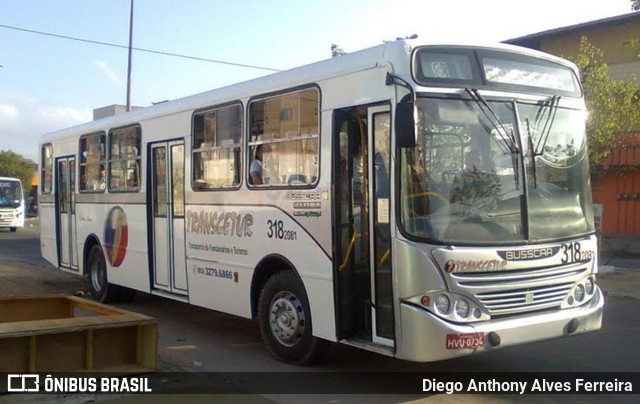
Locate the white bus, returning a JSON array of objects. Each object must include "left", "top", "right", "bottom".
[
  {"left": 39, "top": 39, "right": 603, "bottom": 364},
  {"left": 0, "top": 176, "right": 25, "bottom": 232}
]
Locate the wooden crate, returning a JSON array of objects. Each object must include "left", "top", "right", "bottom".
[{"left": 0, "top": 295, "right": 157, "bottom": 373}]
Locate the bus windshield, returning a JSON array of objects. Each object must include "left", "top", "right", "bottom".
[
  {"left": 399, "top": 96, "right": 594, "bottom": 244},
  {"left": 0, "top": 179, "right": 23, "bottom": 209}
]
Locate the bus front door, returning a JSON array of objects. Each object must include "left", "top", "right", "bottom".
[
  {"left": 56, "top": 156, "right": 78, "bottom": 269},
  {"left": 334, "top": 105, "right": 394, "bottom": 348},
  {"left": 150, "top": 141, "right": 188, "bottom": 296}
]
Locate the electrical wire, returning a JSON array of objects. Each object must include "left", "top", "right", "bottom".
[{"left": 0, "top": 23, "right": 282, "bottom": 72}]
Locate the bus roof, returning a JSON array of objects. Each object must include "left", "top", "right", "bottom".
[{"left": 40, "top": 39, "right": 578, "bottom": 143}]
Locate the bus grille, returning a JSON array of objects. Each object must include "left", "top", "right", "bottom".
[{"left": 450, "top": 265, "right": 588, "bottom": 316}]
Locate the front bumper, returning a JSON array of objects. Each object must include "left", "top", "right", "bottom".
[
  {"left": 395, "top": 286, "right": 603, "bottom": 362},
  {"left": 0, "top": 215, "right": 23, "bottom": 228}
]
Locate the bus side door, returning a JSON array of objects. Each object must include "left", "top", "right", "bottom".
[
  {"left": 56, "top": 156, "right": 78, "bottom": 269},
  {"left": 150, "top": 140, "right": 188, "bottom": 296},
  {"left": 334, "top": 104, "right": 394, "bottom": 348}
]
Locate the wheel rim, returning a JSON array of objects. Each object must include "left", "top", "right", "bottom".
[
  {"left": 90, "top": 253, "right": 106, "bottom": 293},
  {"left": 268, "top": 291, "right": 305, "bottom": 347}
]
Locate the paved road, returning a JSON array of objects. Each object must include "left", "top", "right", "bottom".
[{"left": 1, "top": 219, "right": 639, "bottom": 403}]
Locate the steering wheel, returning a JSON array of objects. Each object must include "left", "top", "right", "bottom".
[
  {"left": 406, "top": 190, "right": 450, "bottom": 217},
  {"left": 407, "top": 190, "right": 450, "bottom": 205}
]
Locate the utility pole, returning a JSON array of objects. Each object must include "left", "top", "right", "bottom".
[{"left": 126, "top": 0, "right": 134, "bottom": 112}]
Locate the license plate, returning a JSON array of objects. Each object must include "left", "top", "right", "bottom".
[{"left": 446, "top": 333, "right": 484, "bottom": 349}]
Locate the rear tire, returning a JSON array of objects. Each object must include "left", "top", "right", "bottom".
[
  {"left": 87, "top": 244, "right": 136, "bottom": 303},
  {"left": 9, "top": 227, "right": 17, "bottom": 232},
  {"left": 599, "top": 239, "right": 613, "bottom": 265},
  {"left": 258, "top": 271, "right": 328, "bottom": 365}
]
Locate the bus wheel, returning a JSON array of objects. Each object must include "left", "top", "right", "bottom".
[
  {"left": 258, "top": 271, "right": 328, "bottom": 365},
  {"left": 88, "top": 244, "right": 109, "bottom": 302},
  {"left": 10, "top": 227, "right": 17, "bottom": 232},
  {"left": 86, "top": 244, "right": 136, "bottom": 303}
]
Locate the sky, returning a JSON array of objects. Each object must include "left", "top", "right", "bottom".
[{"left": 0, "top": 0, "right": 635, "bottom": 161}]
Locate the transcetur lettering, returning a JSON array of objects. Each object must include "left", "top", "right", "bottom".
[
  {"left": 186, "top": 210, "right": 253, "bottom": 237},
  {"left": 445, "top": 260, "right": 508, "bottom": 273}
]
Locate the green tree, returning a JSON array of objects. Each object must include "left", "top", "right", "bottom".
[
  {"left": 331, "top": 44, "right": 346, "bottom": 58},
  {"left": 569, "top": 36, "right": 640, "bottom": 173},
  {"left": 0, "top": 150, "right": 35, "bottom": 193}
]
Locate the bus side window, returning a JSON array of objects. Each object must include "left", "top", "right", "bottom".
[
  {"left": 249, "top": 88, "right": 319, "bottom": 188},
  {"left": 192, "top": 104, "right": 242, "bottom": 189}
]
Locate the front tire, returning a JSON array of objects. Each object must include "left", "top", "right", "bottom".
[
  {"left": 87, "top": 244, "right": 135, "bottom": 303},
  {"left": 9, "top": 227, "right": 17, "bottom": 232},
  {"left": 258, "top": 271, "right": 328, "bottom": 365}
]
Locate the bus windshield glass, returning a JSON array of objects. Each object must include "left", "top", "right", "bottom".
[
  {"left": 399, "top": 96, "right": 594, "bottom": 244},
  {"left": 414, "top": 47, "right": 581, "bottom": 97},
  {"left": 0, "top": 179, "right": 23, "bottom": 209}
]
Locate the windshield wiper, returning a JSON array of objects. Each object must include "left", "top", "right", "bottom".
[
  {"left": 465, "top": 88, "right": 519, "bottom": 154},
  {"left": 521, "top": 96, "right": 560, "bottom": 190},
  {"left": 524, "top": 118, "right": 538, "bottom": 189},
  {"left": 533, "top": 95, "right": 560, "bottom": 156},
  {"left": 465, "top": 88, "right": 522, "bottom": 190}
]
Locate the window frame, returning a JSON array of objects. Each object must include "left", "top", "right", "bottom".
[
  {"left": 191, "top": 101, "right": 243, "bottom": 191},
  {"left": 40, "top": 143, "right": 53, "bottom": 194},
  {"left": 247, "top": 86, "right": 320, "bottom": 189},
  {"left": 107, "top": 124, "right": 142, "bottom": 193},
  {"left": 78, "top": 131, "right": 107, "bottom": 193}
]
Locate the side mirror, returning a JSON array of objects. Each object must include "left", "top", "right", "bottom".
[{"left": 395, "top": 101, "right": 416, "bottom": 148}]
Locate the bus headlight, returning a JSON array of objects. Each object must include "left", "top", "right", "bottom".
[
  {"left": 574, "top": 284, "right": 585, "bottom": 303},
  {"left": 585, "top": 278, "right": 594, "bottom": 295},
  {"left": 405, "top": 292, "right": 490, "bottom": 322},
  {"left": 563, "top": 277, "right": 598, "bottom": 308},
  {"left": 435, "top": 294, "right": 450, "bottom": 314},
  {"left": 455, "top": 299, "right": 470, "bottom": 318}
]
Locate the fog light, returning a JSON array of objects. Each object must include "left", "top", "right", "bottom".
[
  {"left": 574, "top": 284, "right": 585, "bottom": 302},
  {"left": 455, "top": 299, "right": 470, "bottom": 318},
  {"left": 435, "top": 294, "right": 450, "bottom": 314},
  {"left": 585, "top": 278, "right": 594, "bottom": 295}
]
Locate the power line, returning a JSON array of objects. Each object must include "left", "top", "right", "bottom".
[{"left": 0, "top": 23, "right": 282, "bottom": 72}]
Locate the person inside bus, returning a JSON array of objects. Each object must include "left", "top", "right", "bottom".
[
  {"left": 1, "top": 189, "right": 10, "bottom": 206},
  {"left": 93, "top": 166, "right": 106, "bottom": 191},
  {"left": 249, "top": 144, "right": 264, "bottom": 185},
  {"left": 406, "top": 146, "right": 430, "bottom": 216},
  {"left": 451, "top": 134, "right": 500, "bottom": 205}
]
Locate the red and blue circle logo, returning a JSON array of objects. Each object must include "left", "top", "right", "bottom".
[
  {"left": 444, "top": 260, "right": 457, "bottom": 273},
  {"left": 104, "top": 206, "right": 128, "bottom": 267}
]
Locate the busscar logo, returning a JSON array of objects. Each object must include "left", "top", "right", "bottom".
[
  {"left": 497, "top": 247, "right": 560, "bottom": 261},
  {"left": 8, "top": 374, "right": 40, "bottom": 392}
]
